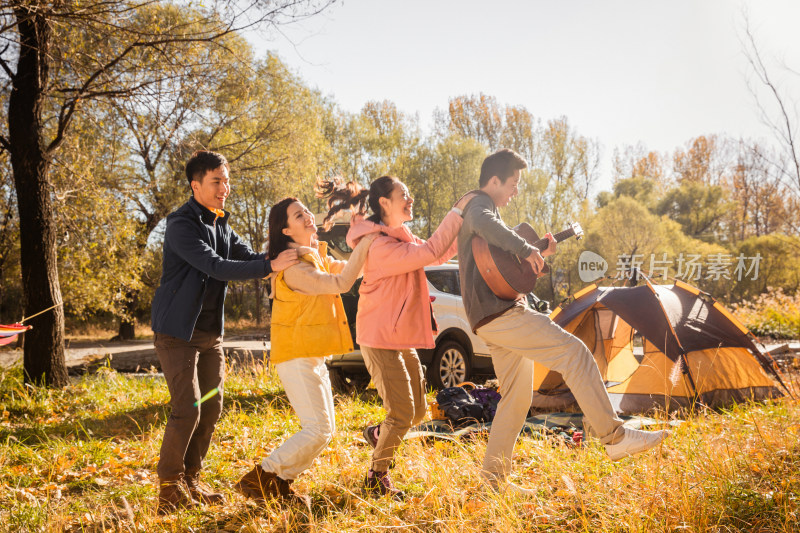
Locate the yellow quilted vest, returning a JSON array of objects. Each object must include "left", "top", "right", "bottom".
[{"left": 269, "top": 242, "right": 354, "bottom": 364}]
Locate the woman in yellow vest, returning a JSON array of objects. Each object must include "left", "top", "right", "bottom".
[{"left": 234, "top": 197, "right": 375, "bottom": 506}]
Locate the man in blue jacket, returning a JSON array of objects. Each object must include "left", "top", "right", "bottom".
[{"left": 151, "top": 150, "right": 297, "bottom": 514}]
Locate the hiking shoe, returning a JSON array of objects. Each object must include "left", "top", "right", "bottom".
[
  {"left": 234, "top": 464, "right": 310, "bottom": 511},
  {"left": 184, "top": 471, "right": 225, "bottom": 505},
  {"left": 235, "top": 464, "right": 282, "bottom": 502},
  {"left": 362, "top": 424, "right": 380, "bottom": 448},
  {"left": 605, "top": 427, "right": 670, "bottom": 461},
  {"left": 277, "top": 478, "right": 312, "bottom": 512},
  {"left": 157, "top": 475, "right": 195, "bottom": 515},
  {"left": 364, "top": 470, "right": 405, "bottom": 500}
]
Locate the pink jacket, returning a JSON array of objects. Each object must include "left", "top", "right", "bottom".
[{"left": 346, "top": 210, "right": 463, "bottom": 350}]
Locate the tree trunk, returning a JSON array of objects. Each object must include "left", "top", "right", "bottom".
[
  {"left": 8, "top": 4, "right": 68, "bottom": 387},
  {"left": 254, "top": 277, "right": 262, "bottom": 327},
  {"left": 117, "top": 290, "right": 139, "bottom": 341}
]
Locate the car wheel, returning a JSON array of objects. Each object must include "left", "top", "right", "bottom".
[
  {"left": 328, "top": 367, "right": 371, "bottom": 395},
  {"left": 428, "top": 340, "right": 471, "bottom": 390}
]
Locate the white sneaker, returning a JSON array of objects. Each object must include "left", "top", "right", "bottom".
[
  {"left": 605, "top": 427, "right": 669, "bottom": 461},
  {"left": 504, "top": 481, "right": 536, "bottom": 496},
  {"left": 481, "top": 478, "right": 536, "bottom": 497}
]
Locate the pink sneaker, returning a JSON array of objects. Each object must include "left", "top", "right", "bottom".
[
  {"left": 364, "top": 469, "right": 405, "bottom": 500},
  {"left": 362, "top": 424, "right": 380, "bottom": 448}
]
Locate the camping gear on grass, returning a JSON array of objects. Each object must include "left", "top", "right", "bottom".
[
  {"left": 407, "top": 412, "right": 679, "bottom": 447},
  {"left": 533, "top": 279, "right": 788, "bottom": 414},
  {"left": 433, "top": 382, "right": 503, "bottom": 428}
]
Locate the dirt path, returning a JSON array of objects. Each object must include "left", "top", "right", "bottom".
[{"left": 0, "top": 336, "right": 271, "bottom": 374}]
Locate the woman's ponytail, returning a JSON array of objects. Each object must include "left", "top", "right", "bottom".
[{"left": 316, "top": 175, "right": 397, "bottom": 229}]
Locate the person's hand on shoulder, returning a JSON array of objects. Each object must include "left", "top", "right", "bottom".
[
  {"left": 270, "top": 248, "right": 299, "bottom": 272},
  {"left": 454, "top": 191, "right": 479, "bottom": 211}
]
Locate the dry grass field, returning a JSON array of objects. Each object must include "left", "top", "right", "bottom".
[{"left": 1, "top": 361, "right": 798, "bottom": 532}]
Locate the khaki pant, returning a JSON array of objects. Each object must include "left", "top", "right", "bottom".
[
  {"left": 476, "top": 306, "right": 624, "bottom": 482},
  {"left": 361, "top": 347, "right": 427, "bottom": 471},
  {"left": 155, "top": 330, "right": 225, "bottom": 480}
]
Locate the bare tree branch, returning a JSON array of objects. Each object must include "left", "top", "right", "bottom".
[
  {"left": 0, "top": 43, "right": 14, "bottom": 78},
  {"left": 741, "top": 15, "right": 800, "bottom": 198}
]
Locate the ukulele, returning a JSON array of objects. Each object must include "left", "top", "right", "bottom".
[{"left": 472, "top": 222, "right": 584, "bottom": 300}]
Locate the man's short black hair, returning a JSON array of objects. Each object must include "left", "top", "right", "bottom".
[
  {"left": 479, "top": 148, "right": 528, "bottom": 187},
  {"left": 185, "top": 150, "right": 228, "bottom": 186}
]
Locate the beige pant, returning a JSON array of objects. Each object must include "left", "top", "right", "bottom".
[
  {"left": 476, "top": 306, "right": 625, "bottom": 482},
  {"left": 361, "top": 346, "right": 427, "bottom": 471}
]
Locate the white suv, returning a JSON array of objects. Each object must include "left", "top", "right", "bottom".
[{"left": 422, "top": 263, "right": 494, "bottom": 388}]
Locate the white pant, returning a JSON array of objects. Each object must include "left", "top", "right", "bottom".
[{"left": 261, "top": 357, "right": 335, "bottom": 480}]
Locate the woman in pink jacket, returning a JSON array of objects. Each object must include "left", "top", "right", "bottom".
[{"left": 318, "top": 176, "right": 473, "bottom": 499}]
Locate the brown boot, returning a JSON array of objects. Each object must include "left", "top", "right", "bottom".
[
  {"left": 234, "top": 464, "right": 282, "bottom": 502},
  {"left": 184, "top": 471, "right": 225, "bottom": 505},
  {"left": 277, "top": 477, "right": 312, "bottom": 512},
  {"left": 234, "top": 464, "right": 310, "bottom": 511},
  {"left": 157, "top": 475, "right": 195, "bottom": 515}
]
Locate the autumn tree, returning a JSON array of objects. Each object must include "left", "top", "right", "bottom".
[
  {"left": 598, "top": 145, "right": 669, "bottom": 210},
  {"left": 0, "top": 0, "right": 334, "bottom": 386},
  {"left": 732, "top": 234, "right": 800, "bottom": 300},
  {"left": 50, "top": 134, "right": 145, "bottom": 330},
  {"left": 656, "top": 182, "right": 730, "bottom": 241},
  {"left": 328, "top": 100, "right": 421, "bottom": 186},
  {"left": 519, "top": 117, "right": 599, "bottom": 233},
  {"left": 219, "top": 54, "right": 334, "bottom": 324},
  {"left": 724, "top": 140, "right": 796, "bottom": 242},
  {"left": 404, "top": 135, "right": 485, "bottom": 238},
  {"left": 580, "top": 196, "right": 726, "bottom": 288},
  {"left": 498, "top": 105, "right": 549, "bottom": 228},
  {"left": 61, "top": 13, "right": 261, "bottom": 340},
  {"left": 672, "top": 135, "right": 730, "bottom": 186},
  {"left": 655, "top": 136, "right": 733, "bottom": 241},
  {"left": 612, "top": 144, "right": 669, "bottom": 186},
  {"left": 442, "top": 93, "right": 504, "bottom": 149}
]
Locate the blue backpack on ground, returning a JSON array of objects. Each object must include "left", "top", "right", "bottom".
[
  {"left": 468, "top": 387, "right": 502, "bottom": 420},
  {"left": 435, "top": 386, "right": 489, "bottom": 427}
]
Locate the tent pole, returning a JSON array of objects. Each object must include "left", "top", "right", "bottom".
[
  {"left": 642, "top": 275, "right": 702, "bottom": 411},
  {"left": 679, "top": 351, "right": 700, "bottom": 411}
]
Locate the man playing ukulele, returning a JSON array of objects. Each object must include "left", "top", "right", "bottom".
[{"left": 457, "top": 148, "right": 669, "bottom": 495}]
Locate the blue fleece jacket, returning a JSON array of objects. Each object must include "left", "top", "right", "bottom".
[{"left": 151, "top": 197, "right": 270, "bottom": 341}]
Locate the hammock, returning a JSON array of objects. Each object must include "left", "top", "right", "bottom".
[{"left": 0, "top": 324, "right": 31, "bottom": 346}]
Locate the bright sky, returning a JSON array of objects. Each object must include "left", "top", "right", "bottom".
[{"left": 254, "top": 0, "right": 800, "bottom": 189}]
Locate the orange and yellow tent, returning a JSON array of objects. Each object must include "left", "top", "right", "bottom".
[{"left": 531, "top": 280, "right": 788, "bottom": 414}]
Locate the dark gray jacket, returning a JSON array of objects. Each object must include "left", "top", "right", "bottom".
[
  {"left": 151, "top": 197, "right": 270, "bottom": 341},
  {"left": 457, "top": 191, "right": 535, "bottom": 330}
]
